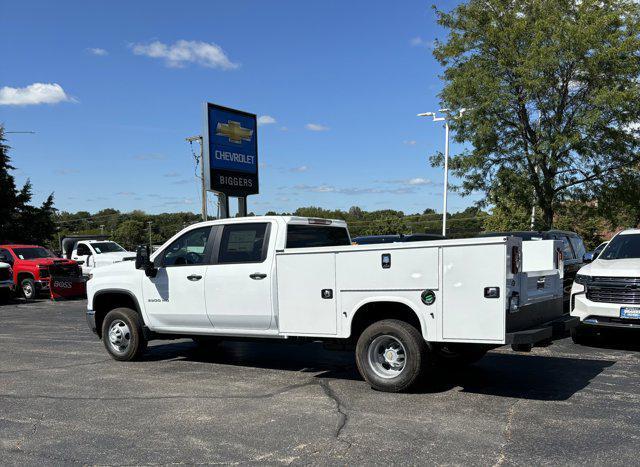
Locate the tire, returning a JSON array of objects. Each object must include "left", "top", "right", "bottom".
[
  {"left": 431, "top": 343, "right": 489, "bottom": 368},
  {"left": 21, "top": 278, "right": 36, "bottom": 300},
  {"left": 101, "top": 307, "right": 147, "bottom": 361},
  {"left": 571, "top": 325, "right": 595, "bottom": 346},
  {"left": 355, "top": 319, "right": 427, "bottom": 392}
]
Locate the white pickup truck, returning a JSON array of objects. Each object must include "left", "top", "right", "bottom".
[
  {"left": 71, "top": 240, "right": 135, "bottom": 276},
  {"left": 86, "top": 216, "right": 575, "bottom": 392}
]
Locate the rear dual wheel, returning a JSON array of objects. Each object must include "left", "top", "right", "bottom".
[{"left": 356, "top": 319, "right": 427, "bottom": 392}]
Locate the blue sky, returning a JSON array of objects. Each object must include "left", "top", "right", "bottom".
[{"left": 0, "top": 0, "right": 478, "bottom": 216}]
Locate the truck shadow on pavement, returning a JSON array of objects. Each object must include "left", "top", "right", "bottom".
[{"left": 144, "top": 339, "right": 614, "bottom": 401}]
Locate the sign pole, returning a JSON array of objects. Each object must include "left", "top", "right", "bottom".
[
  {"left": 200, "top": 138, "right": 208, "bottom": 221},
  {"left": 218, "top": 194, "right": 230, "bottom": 219},
  {"left": 238, "top": 197, "right": 247, "bottom": 217}
]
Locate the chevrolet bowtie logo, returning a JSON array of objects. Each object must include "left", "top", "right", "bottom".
[{"left": 216, "top": 120, "right": 253, "bottom": 144}]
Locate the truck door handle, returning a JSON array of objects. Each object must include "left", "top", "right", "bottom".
[
  {"left": 187, "top": 274, "right": 202, "bottom": 281},
  {"left": 250, "top": 273, "right": 267, "bottom": 280}
]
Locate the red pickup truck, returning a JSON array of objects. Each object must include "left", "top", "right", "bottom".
[{"left": 0, "top": 244, "right": 81, "bottom": 299}]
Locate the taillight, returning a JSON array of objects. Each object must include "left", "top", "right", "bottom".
[{"left": 511, "top": 246, "right": 521, "bottom": 274}]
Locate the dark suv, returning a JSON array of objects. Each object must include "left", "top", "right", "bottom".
[{"left": 478, "top": 230, "right": 587, "bottom": 303}]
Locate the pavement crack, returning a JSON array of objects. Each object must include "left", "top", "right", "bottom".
[
  {"left": 0, "top": 359, "right": 112, "bottom": 375},
  {"left": 0, "top": 380, "right": 319, "bottom": 403},
  {"left": 316, "top": 379, "right": 350, "bottom": 444},
  {"left": 493, "top": 399, "right": 519, "bottom": 467}
]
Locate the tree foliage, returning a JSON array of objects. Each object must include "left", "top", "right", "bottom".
[
  {"left": 433, "top": 0, "right": 640, "bottom": 228},
  {"left": 0, "top": 126, "right": 57, "bottom": 245}
]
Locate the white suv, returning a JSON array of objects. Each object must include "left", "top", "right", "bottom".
[{"left": 570, "top": 229, "right": 640, "bottom": 343}]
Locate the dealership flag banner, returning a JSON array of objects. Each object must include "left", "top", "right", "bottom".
[{"left": 203, "top": 103, "right": 259, "bottom": 197}]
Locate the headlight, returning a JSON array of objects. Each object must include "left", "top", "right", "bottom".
[{"left": 574, "top": 274, "right": 591, "bottom": 285}]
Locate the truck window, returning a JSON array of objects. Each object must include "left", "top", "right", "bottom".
[
  {"left": 218, "top": 223, "right": 268, "bottom": 263},
  {"left": 569, "top": 236, "right": 586, "bottom": 260},
  {"left": 12, "top": 247, "right": 56, "bottom": 260},
  {"left": 286, "top": 225, "right": 351, "bottom": 248},
  {"left": 163, "top": 227, "right": 212, "bottom": 266},
  {"left": 91, "top": 242, "right": 125, "bottom": 254},
  {"left": 77, "top": 244, "right": 91, "bottom": 256},
  {"left": 558, "top": 236, "right": 575, "bottom": 259}
]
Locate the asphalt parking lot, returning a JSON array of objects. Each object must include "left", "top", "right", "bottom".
[{"left": 1, "top": 299, "right": 640, "bottom": 465}]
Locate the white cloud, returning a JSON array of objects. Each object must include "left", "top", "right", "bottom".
[
  {"left": 377, "top": 177, "right": 434, "bottom": 186},
  {"left": 410, "top": 36, "right": 436, "bottom": 50},
  {"left": 290, "top": 165, "right": 308, "bottom": 173},
  {"left": 130, "top": 40, "right": 239, "bottom": 70},
  {"left": 292, "top": 184, "right": 416, "bottom": 195},
  {"left": 0, "top": 83, "right": 75, "bottom": 106},
  {"left": 257, "top": 115, "right": 276, "bottom": 126},
  {"left": 305, "top": 123, "right": 329, "bottom": 131},
  {"left": 87, "top": 47, "right": 108, "bottom": 56},
  {"left": 403, "top": 140, "right": 417, "bottom": 146}
]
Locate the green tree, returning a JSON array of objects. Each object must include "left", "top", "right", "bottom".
[
  {"left": 433, "top": 0, "right": 640, "bottom": 229},
  {"left": 113, "top": 220, "right": 146, "bottom": 250},
  {"left": 0, "top": 126, "right": 57, "bottom": 244},
  {"left": 598, "top": 166, "right": 640, "bottom": 229}
]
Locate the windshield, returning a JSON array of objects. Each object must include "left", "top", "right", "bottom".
[
  {"left": 13, "top": 247, "right": 56, "bottom": 260},
  {"left": 91, "top": 242, "right": 126, "bottom": 254},
  {"left": 599, "top": 234, "right": 640, "bottom": 260}
]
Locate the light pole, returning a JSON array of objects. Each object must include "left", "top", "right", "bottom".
[{"left": 417, "top": 108, "right": 467, "bottom": 237}]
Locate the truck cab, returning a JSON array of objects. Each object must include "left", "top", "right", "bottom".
[
  {"left": 71, "top": 240, "right": 135, "bottom": 276},
  {"left": 87, "top": 216, "right": 575, "bottom": 392}
]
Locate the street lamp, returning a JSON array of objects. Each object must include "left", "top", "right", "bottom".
[{"left": 417, "top": 108, "right": 467, "bottom": 237}]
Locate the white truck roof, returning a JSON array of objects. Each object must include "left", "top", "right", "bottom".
[{"left": 180, "top": 215, "right": 348, "bottom": 229}]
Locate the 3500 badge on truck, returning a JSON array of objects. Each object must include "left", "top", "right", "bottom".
[{"left": 86, "top": 216, "right": 577, "bottom": 392}]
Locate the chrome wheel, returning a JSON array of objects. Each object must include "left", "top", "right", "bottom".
[
  {"left": 108, "top": 319, "right": 131, "bottom": 354},
  {"left": 22, "top": 282, "right": 34, "bottom": 299},
  {"left": 367, "top": 335, "right": 407, "bottom": 379}
]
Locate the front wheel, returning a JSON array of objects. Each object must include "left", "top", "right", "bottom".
[
  {"left": 102, "top": 307, "right": 147, "bottom": 361},
  {"left": 21, "top": 278, "right": 36, "bottom": 300},
  {"left": 355, "top": 319, "right": 427, "bottom": 392}
]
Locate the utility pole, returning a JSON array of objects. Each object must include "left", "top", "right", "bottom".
[
  {"left": 417, "top": 108, "right": 468, "bottom": 237},
  {"left": 186, "top": 135, "right": 208, "bottom": 221}
]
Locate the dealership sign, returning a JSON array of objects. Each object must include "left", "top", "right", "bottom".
[{"left": 203, "top": 103, "right": 259, "bottom": 196}]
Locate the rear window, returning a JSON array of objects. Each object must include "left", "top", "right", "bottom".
[
  {"left": 569, "top": 236, "right": 586, "bottom": 259},
  {"left": 286, "top": 225, "right": 351, "bottom": 248}
]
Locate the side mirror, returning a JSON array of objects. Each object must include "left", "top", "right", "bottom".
[
  {"left": 135, "top": 245, "right": 157, "bottom": 277},
  {"left": 583, "top": 252, "right": 594, "bottom": 263}
]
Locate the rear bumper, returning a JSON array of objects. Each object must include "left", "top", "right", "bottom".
[{"left": 505, "top": 314, "right": 579, "bottom": 345}]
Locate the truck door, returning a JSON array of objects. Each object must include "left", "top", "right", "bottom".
[
  {"left": 73, "top": 243, "right": 92, "bottom": 275},
  {"left": 204, "top": 222, "right": 274, "bottom": 330},
  {"left": 142, "top": 226, "right": 214, "bottom": 330},
  {"left": 442, "top": 243, "right": 506, "bottom": 342}
]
